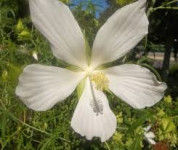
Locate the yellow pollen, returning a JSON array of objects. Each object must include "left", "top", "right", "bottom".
[{"left": 91, "top": 72, "right": 109, "bottom": 91}]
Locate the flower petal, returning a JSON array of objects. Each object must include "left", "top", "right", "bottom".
[
  {"left": 91, "top": 0, "right": 148, "bottom": 68},
  {"left": 16, "top": 64, "right": 84, "bottom": 111},
  {"left": 147, "top": 138, "right": 156, "bottom": 145},
  {"left": 71, "top": 78, "right": 116, "bottom": 142},
  {"left": 145, "top": 132, "right": 155, "bottom": 139},
  {"left": 29, "top": 0, "right": 87, "bottom": 68},
  {"left": 103, "top": 64, "right": 167, "bottom": 109},
  {"left": 144, "top": 125, "right": 152, "bottom": 132}
]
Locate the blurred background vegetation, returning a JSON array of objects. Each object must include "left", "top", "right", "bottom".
[{"left": 0, "top": 0, "right": 178, "bottom": 149}]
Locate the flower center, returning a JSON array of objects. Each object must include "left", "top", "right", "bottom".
[
  {"left": 85, "top": 66, "right": 93, "bottom": 75},
  {"left": 85, "top": 67, "right": 109, "bottom": 91},
  {"left": 91, "top": 72, "right": 109, "bottom": 91}
]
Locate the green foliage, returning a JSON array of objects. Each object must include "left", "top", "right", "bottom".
[
  {"left": 115, "top": 0, "right": 134, "bottom": 6},
  {"left": 155, "top": 106, "right": 178, "bottom": 146},
  {"left": 72, "top": 2, "right": 99, "bottom": 46}
]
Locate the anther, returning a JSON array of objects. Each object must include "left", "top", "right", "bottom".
[{"left": 91, "top": 72, "right": 109, "bottom": 91}]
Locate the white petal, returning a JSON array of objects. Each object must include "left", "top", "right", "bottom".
[
  {"left": 145, "top": 132, "right": 155, "bottom": 139},
  {"left": 103, "top": 64, "right": 167, "bottom": 109},
  {"left": 144, "top": 125, "right": 152, "bottom": 132},
  {"left": 16, "top": 64, "right": 84, "bottom": 111},
  {"left": 29, "top": 0, "right": 87, "bottom": 68},
  {"left": 147, "top": 138, "right": 156, "bottom": 145},
  {"left": 91, "top": 0, "right": 148, "bottom": 68},
  {"left": 71, "top": 78, "right": 116, "bottom": 142},
  {"left": 32, "top": 51, "right": 38, "bottom": 61}
]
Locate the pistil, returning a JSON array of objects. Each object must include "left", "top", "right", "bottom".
[{"left": 89, "top": 78, "right": 103, "bottom": 115}]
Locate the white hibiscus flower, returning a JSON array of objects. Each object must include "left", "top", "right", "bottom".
[
  {"left": 16, "top": 0, "right": 167, "bottom": 142},
  {"left": 144, "top": 125, "right": 156, "bottom": 145}
]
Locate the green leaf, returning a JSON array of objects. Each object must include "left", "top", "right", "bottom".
[
  {"left": 128, "top": 136, "right": 142, "bottom": 150},
  {"left": 18, "top": 30, "right": 31, "bottom": 39},
  {"left": 7, "top": 63, "right": 23, "bottom": 83},
  {"left": 0, "top": 109, "right": 7, "bottom": 138},
  {"left": 161, "top": 118, "right": 176, "bottom": 133},
  {"left": 127, "top": 111, "right": 150, "bottom": 134},
  {"left": 15, "top": 19, "right": 24, "bottom": 33},
  {"left": 1, "top": 70, "right": 8, "bottom": 82}
]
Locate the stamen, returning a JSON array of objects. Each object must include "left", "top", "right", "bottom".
[
  {"left": 89, "top": 79, "right": 103, "bottom": 115},
  {"left": 91, "top": 72, "right": 109, "bottom": 91}
]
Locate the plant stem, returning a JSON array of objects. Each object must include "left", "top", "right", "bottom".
[
  {"left": 154, "top": 6, "right": 178, "bottom": 11},
  {"left": 105, "top": 142, "right": 111, "bottom": 150},
  {"left": 166, "top": 0, "right": 178, "bottom": 5},
  {"left": 0, "top": 99, "right": 6, "bottom": 110}
]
